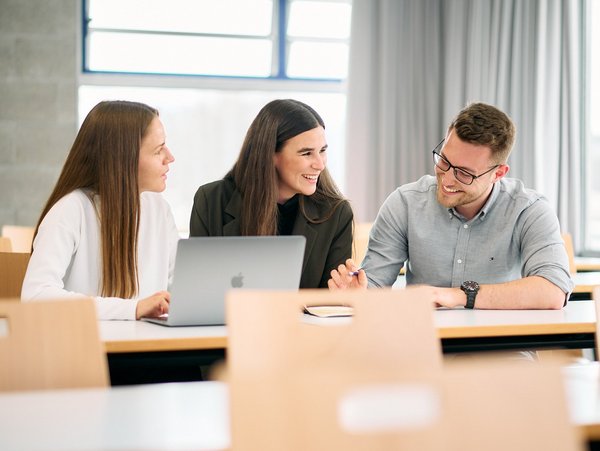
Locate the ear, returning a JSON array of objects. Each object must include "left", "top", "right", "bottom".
[{"left": 493, "top": 164, "right": 510, "bottom": 182}]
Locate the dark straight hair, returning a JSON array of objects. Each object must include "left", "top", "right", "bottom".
[{"left": 227, "top": 99, "right": 346, "bottom": 236}]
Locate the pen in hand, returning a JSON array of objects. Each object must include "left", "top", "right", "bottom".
[{"left": 348, "top": 269, "right": 363, "bottom": 276}]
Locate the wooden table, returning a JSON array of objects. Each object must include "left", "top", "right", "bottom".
[
  {"left": 572, "top": 271, "right": 600, "bottom": 294},
  {"left": 100, "top": 301, "right": 597, "bottom": 383},
  {"left": 0, "top": 381, "right": 230, "bottom": 450},
  {"left": 575, "top": 257, "right": 600, "bottom": 272}
]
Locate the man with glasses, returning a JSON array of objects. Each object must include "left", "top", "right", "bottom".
[{"left": 329, "top": 102, "right": 573, "bottom": 309}]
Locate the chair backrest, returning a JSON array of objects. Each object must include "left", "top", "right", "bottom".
[
  {"left": 226, "top": 287, "right": 443, "bottom": 450},
  {"left": 594, "top": 286, "right": 600, "bottom": 354},
  {"left": 228, "top": 354, "right": 582, "bottom": 450},
  {"left": 352, "top": 222, "right": 372, "bottom": 265},
  {"left": 562, "top": 232, "right": 576, "bottom": 274},
  {"left": 0, "top": 298, "right": 109, "bottom": 391},
  {"left": 0, "top": 252, "right": 31, "bottom": 299},
  {"left": 0, "top": 237, "right": 11, "bottom": 252},
  {"left": 1, "top": 225, "right": 35, "bottom": 253},
  {"left": 440, "top": 358, "right": 582, "bottom": 451},
  {"left": 227, "top": 287, "right": 442, "bottom": 375}
]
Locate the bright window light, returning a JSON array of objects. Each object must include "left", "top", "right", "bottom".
[
  {"left": 287, "top": 0, "right": 352, "bottom": 39},
  {"left": 287, "top": 41, "right": 349, "bottom": 79},
  {"left": 89, "top": 0, "right": 273, "bottom": 36},
  {"left": 88, "top": 32, "right": 272, "bottom": 77}
]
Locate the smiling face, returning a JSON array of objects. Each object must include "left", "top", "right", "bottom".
[
  {"left": 273, "top": 125, "right": 327, "bottom": 204},
  {"left": 138, "top": 116, "right": 175, "bottom": 193},
  {"left": 435, "top": 129, "right": 509, "bottom": 219}
]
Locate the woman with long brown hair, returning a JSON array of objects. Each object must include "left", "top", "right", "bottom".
[
  {"left": 22, "top": 100, "right": 178, "bottom": 320},
  {"left": 189, "top": 99, "right": 353, "bottom": 288}
]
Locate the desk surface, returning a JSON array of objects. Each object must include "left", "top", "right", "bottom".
[
  {"left": 0, "top": 381, "right": 230, "bottom": 451},
  {"left": 575, "top": 257, "right": 600, "bottom": 272},
  {"left": 572, "top": 271, "right": 600, "bottom": 293},
  {"left": 100, "top": 301, "right": 596, "bottom": 354},
  {"left": 1, "top": 364, "right": 600, "bottom": 450},
  {"left": 100, "top": 321, "right": 227, "bottom": 353}
]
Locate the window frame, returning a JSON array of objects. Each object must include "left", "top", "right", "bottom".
[{"left": 80, "top": 0, "right": 350, "bottom": 87}]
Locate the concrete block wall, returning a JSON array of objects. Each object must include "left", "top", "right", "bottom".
[{"left": 0, "top": 0, "right": 78, "bottom": 227}]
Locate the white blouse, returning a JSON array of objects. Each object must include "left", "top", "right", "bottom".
[{"left": 21, "top": 189, "right": 179, "bottom": 320}]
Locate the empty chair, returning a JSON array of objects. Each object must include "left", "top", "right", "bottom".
[
  {"left": 0, "top": 237, "right": 11, "bottom": 252},
  {"left": 0, "top": 298, "right": 109, "bottom": 391},
  {"left": 594, "top": 286, "right": 600, "bottom": 353},
  {"left": 0, "top": 252, "right": 31, "bottom": 298},
  {"left": 226, "top": 287, "right": 443, "bottom": 450},
  {"left": 229, "top": 344, "right": 582, "bottom": 450},
  {"left": 1, "top": 225, "right": 35, "bottom": 253},
  {"left": 352, "top": 222, "right": 373, "bottom": 265},
  {"left": 562, "top": 232, "right": 577, "bottom": 274}
]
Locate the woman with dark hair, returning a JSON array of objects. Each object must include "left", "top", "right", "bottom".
[
  {"left": 22, "top": 100, "right": 178, "bottom": 320},
  {"left": 189, "top": 99, "right": 353, "bottom": 288}
]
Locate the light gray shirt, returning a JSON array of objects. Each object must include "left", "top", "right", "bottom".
[{"left": 363, "top": 175, "right": 574, "bottom": 296}]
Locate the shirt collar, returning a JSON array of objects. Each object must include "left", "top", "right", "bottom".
[{"left": 449, "top": 181, "right": 500, "bottom": 221}]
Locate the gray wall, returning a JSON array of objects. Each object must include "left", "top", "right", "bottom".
[{"left": 0, "top": 0, "right": 78, "bottom": 227}]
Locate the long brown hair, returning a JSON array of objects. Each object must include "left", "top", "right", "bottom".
[
  {"left": 34, "top": 100, "right": 158, "bottom": 298},
  {"left": 227, "top": 99, "right": 346, "bottom": 235}
]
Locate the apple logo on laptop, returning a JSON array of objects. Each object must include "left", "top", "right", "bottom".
[{"left": 231, "top": 272, "right": 244, "bottom": 288}]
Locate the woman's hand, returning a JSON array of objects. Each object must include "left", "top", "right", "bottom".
[{"left": 136, "top": 291, "right": 171, "bottom": 320}]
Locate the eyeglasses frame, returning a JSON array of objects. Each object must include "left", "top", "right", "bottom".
[{"left": 431, "top": 138, "right": 499, "bottom": 186}]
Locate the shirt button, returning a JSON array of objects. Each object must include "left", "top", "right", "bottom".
[
  {"left": 463, "top": 224, "right": 469, "bottom": 229},
  {"left": 457, "top": 259, "right": 463, "bottom": 264}
]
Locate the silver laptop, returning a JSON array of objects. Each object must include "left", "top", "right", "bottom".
[{"left": 143, "top": 236, "right": 306, "bottom": 326}]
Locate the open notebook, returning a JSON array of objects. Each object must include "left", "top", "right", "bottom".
[
  {"left": 304, "top": 305, "right": 354, "bottom": 318},
  {"left": 143, "top": 236, "right": 306, "bottom": 326}
]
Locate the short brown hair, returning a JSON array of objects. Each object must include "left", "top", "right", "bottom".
[{"left": 448, "top": 102, "right": 516, "bottom": 163}]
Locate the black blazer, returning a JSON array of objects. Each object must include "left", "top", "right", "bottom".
[{"left": 189, "top": 177, "right": 353, "bottom": 288}]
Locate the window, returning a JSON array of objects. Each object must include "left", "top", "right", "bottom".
[
  {"left": 80, "top": 0, "right": 353, "bottom": 233},
  {"left": 83, "top": 0, "right": 352, "bottom": 80},
  {"left": 586, "top": 0, "right": 600, "bottom": 254}
]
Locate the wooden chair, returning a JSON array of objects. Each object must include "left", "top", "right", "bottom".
[
  {"left": 0, "top": 252, "right": 31, "bottom": 298},
  {"left": 229, "top": 350, "right": 581, "bottom": 450},
  {"left": 0, "top": 237, "right": 11, "bottom": 252},
  {"left": 226, "top": 287, "right": 443, "bottom": 450},
  {"left": 443, "top": 358, "right": 582, "bottom": 450},
  {"left": 562, "top": 232, "right": 577, "bottom": 274},
  {"left": 0, "top": 298, "right": 109, "bottom": 391},
  {"left": 1, "top": 225, "right": 35, "bottom": 253},
  {"left": 352, "top": 222, "right": 373, "bottom": 265},
  {"left": 594, "top": 286, "right": 600, "bottom": 354}
]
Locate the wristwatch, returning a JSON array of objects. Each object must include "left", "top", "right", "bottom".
[{"left": 460, "top": 281, "right": 480, "bottom": 309}]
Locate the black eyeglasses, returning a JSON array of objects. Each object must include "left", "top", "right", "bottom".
[{"left": 432, "top": 139, "right": 499, "bottom": 185}]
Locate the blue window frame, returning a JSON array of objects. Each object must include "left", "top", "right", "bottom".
[{"left": 82, "top": 0, "right": 352, "bottom": 81}]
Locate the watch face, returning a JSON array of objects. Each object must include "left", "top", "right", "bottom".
[{"left": 462, "top": 281, "right": 480, "bottom": 292}]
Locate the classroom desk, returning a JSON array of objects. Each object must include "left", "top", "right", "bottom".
[
  {"left": 100, "top": 321, "right": 226, "bottom": 385},
  {"left": 575, "top": 256, "right": 600, "bottom": 272},
  {"left": 0, "top": 381, "right": 230, "bottom": 451},
  {"left": 100, "top": 301, "right": 597, "bottom": 383},
  {"left": 572, "top": 271, "right": 600, "bottom": 294},
  {"left": 2, "top": 364, "right": 600, "bottom": 450}
]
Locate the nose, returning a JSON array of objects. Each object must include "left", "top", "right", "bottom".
[
  {"left": 312, "top": 152, "right": 326, "bottom": 171},
  {"left": 164, "top": 146, "right": 175, "bottom": 164}
]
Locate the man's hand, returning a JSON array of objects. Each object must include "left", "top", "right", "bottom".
[{"left": 328, "top": 258, "right": 368, "bottom": 290}]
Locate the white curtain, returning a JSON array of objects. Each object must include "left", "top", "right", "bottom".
[{"left": 345, "top": 0, "right": 585, "bottom": 250}]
